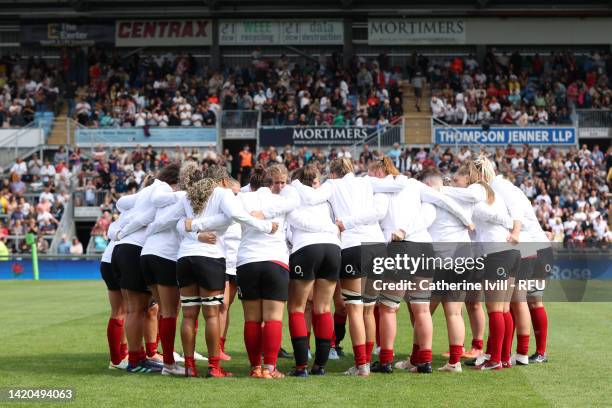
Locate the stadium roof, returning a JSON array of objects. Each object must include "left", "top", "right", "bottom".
[{"left": 1, "top": 0, "right": 611, "bottom": 19}]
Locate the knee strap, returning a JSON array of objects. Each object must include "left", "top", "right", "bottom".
[
  {"left": 180, "top": 296, "right": 202, "bottom": 307},
  {"left": 362, "top": 294, "right": 378, "bottom": 307},
  {"left": 408, "top": 291, "right": 431, "bottom": 304},
  {"left": 341, "top": 289, "right": 363, "bottom": 305},
  {"left": 379, "top": 293, "right": 402, "bottom": 309},
  {"left": 201, "top": 295, "right": 224, "bottom": 306}
]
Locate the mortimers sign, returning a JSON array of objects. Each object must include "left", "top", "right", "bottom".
[
  {"left": 116, "top": 20, "right": 212, "bottom": 47},
  {"left": 259, "top": 127, "right": 375, "bottom": 146},
  {"left": 368, "top": 19, "right": 466, "bottom": 45}
]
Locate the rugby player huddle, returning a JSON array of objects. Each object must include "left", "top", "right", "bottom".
[{"left": 101, "top": 154, "right": 551, "bottom": 378}]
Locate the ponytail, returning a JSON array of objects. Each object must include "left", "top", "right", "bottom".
[
  {"left": 249, "top": 165, "right": 269, "bottom": 190},
  {"left": 329, "top": 157, "right": 354, "bottom": 178},
  {"left": 368, "top": 156, "right": 399, "bottom": 176},
  {"left": 187, "top": 178, "right": 217, "bottom": 215}
]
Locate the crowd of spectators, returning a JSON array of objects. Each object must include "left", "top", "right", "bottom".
[
  {"left": 1, "top": 147, "right": 72, "bottom": 253},
  {"left": 424, "top": 51, "right": 612, "bottom": 126},
  {"left": 69, "top": 50, "right": 404, "bottom": 129},
  {"left": 3, "top": 49, "right": 612, "bottom": 132},
  {"left": 0, "top": 55, "right": 62, "bottom": 127}
]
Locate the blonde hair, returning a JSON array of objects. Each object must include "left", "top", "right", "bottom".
[
  {"left": 266, "top": 164, "right": 288, "bottom": 180},
  {"left": 187, "top": 178, "right": 217, "bottom": 215},
  {"left": 329, "top": 157, "right": 354, "bottom": 178},
  {"left": 456, "top": 160, "right": 495, "bottom": 205},
  {"left": 473, "top": 154, "right": 496, "bottom": 184},
  {"left": 178, "top": 161, "right": 203, "bottom": 191},
  {"left": 368, "top": 156, "right": 400, "bottom": 176}
]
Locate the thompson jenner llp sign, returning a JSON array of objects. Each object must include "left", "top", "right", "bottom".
[{"left": 368, "top": 19, "right": 466, "bottom": 45}]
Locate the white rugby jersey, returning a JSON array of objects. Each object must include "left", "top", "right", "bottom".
[
  {"left": 291, "top": 173, "right": 385, "bottom": 249},
  {"left": 140, "top": 184, "right": 183, "bottom": 261},
  {"left": 219, "top": 222, "right": 241, "bottom": 275},
  {"left": 286, "top": 198, "right": 340, "bottom": 254},
  {"left": 178, "top": 186, "right": 274, "bottom": 260},
  {"left": 491, "top": 175, "right": 550, "bottom": 254},
  {"left": 372, "top": 175, "right": 472, "bottom": 243},
  {"left": 236, "top": 186, "right": 299, "bottom": 267},
  {"left": 116, "top": 180, "right": 163, "bottom": 247}
]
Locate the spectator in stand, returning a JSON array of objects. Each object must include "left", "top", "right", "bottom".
[
  {"left": 58, "top": 234, "right": 71, "bottom": 254},
  {"left": 69, "top": 237, "right": 83, "bottom": 255}
]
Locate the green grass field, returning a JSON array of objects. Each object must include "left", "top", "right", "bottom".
[{"left": 1, "top": 281, "right": 610, "bottom": 407}]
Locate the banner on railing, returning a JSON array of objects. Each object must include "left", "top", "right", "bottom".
[
  {"left": 219, "top": 20, "right": 344, "bottom": 45},
  {"left": 116, "top": 19, "right": 212, "bottom": 47},
  {"left": 433, "top": 126, "right": 577, "bottom": 145},
  {"left": 259, "top": 126, "right": 376, "bottom": 146},
  {"left": 75, "top": 127, "right": 217, "bottom": 147},
  {"left": 21, "top": 23, "right": 114, "bottom": 46},
  {"left": 0, "top": 128, "right": 45, "bottom": 148}
]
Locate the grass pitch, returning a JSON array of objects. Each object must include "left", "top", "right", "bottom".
[{"left": 0, "top": 280, "right": 610, "bottom": 407}]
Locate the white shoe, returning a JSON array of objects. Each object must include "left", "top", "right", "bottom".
[
  {"left": 394, "top": 359, "right": 415, "bottom": 370},
  {"left": 475, "top": 353, "right": 490, "bottom": 366},
  {"left": 510, "top": 353, "right": 529, "bottom": 366},
  {"left": 194, "top": 351, "right": 208, "bottom": 361},
  {"left": 162, "top": 363, "right": 186, "bottom": 376},
  {"left": 109, "top": 358, "right": 128, "bottom": 370},
  {"left": 328, "top": 348, "right": 340, "bottom": 360},
  {"left": 344, "top": 364, "right": 369, "bottom": 376},
  {"left": 438, "top": 362, "right": 462, "bottom": 373},
  {"left": 173, "top": 352, "right": 185, "bottom": 363},
  {"left": 373, "top": 346, "right": 380, "bottom": 356}
]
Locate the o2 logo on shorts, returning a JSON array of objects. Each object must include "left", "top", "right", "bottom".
[
  {"left": 345, "top": 264, "right": 355, "bottom": 275},
  {"left": 294, "top": 265, "right": 303, "bottom": 277},
  {"left": 496, "top": 267, "right": 507, "bottom": 278}
]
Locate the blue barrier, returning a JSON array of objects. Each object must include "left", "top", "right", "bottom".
[
  {"left": 0, "top": 259, "right": 101, "bottom": 280},
  {"left": 75, "top": 127, "right": 217, "bottom": 147},
  {"left": 433, "top": 126, "right": 577, "bottom": 146},
  {"left": 1, "top": 258, "right": 611, "bottom": 281}
]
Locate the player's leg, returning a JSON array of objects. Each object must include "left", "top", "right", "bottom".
[{"left": 287, "top": 279, "right": 315, "bottom": 376}]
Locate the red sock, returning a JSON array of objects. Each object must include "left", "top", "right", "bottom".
[
  {"left": 449, "top": 344, "right": 463, "bottom": 365},
  {"left": 220, "top": 337, "right": 226, "bottom": 353},
  {"left": 365, "top": 341, "right": 375, "bottom": 364},
  {"left": 262, "top": 320, "right": 282, "bottom": 369},
  {"left": 208, "top": 356, "right": 220, "bottom": 370},
  {"left": 501, "top": 312, "right": 514, "bottom": 362},
  {"left": 313, "top": 312, "right": 334, "bottom": 339},
  {"left": 159, "top": 316, "right": 177, "bottom": 365},
  {"left": 244, "top": 321, "right": 262, "bottom": 367},
  {"left": 487, "top": 312, "right": 505, "bottom": 364},
  {"left": 374, "top": 305, "right": 381, "bottom": 347},
  {"left": 530, "top": 307, "right": 548, "bottom": 355},
  {"left": 510, "top": 308, "right": 517, "bottom": 340},
  {"left": 289, "top": 312, "right": 308, "bottom": 368},
  {"left": 353, "top": 344, "right": 366, "bottom": 366},
  {"left": 120, "top": 342, "right": 128, "bottom": 360},
  {"left": 128, "top": 348, "right": 144, "bottom": 366},
  {"left": 517, "top": 334, "right": 530, "bottom": 355},
  {"left": 106, "top": 318, "right": 124, "bottom": 365},
  {"left": 289, "top": 312, "right": 307, "bottom": 337},
  {"left": 145, "top": 342, "right": 157, "bottom": 358},
  {"left": 418, "top": 348, "right": 432, "bottom": 364},
  {"left": 410, "top": 343, "right": 420, "bottom": 365},
  {"left": 471, "top": 338, "right": 483, "bottom": 351},
  {"left": 379, "top": 348, "right": 394, "bottom": 365}
]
